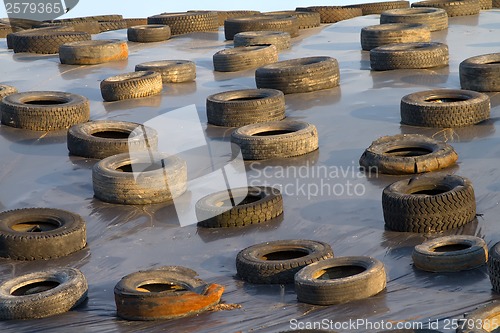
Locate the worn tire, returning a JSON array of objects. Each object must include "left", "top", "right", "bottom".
[
  {"left": 0, "top": 267, "right": 87, "bottom": 319},
  {"left": 456, "top": 302, "right": 500, "bottom": 333},
  {"left": 216, "top": 10, "right": 261, "bottom": 26},
  {"left": 7, "top": 26, "right": 75, "bottom": 49},
  {"left": 114, "top": 266, "right": 224, "bottom": 320},
  {"left": 124, "top": 18, "right": 148, "bottom": 28},
  {"left": 147, "top": 12, "right": 218, "bottom": 35},
  {"left": 36, "top": 21, "right": 101, "bottom": 34},
  {"left": 0, "top": 208, "right": 86, "bottom": 260},
  {"left": 480, "top": 0, "right": 493, "bottom": 10},
  {"left": 370, "top": 42, "right": 449, "bottom": 70},
  {"left": 12, "top": 30, "right": 90, "bottom": 54},
  {"left": 196, "top": 186, "right": 283, "bottom": 228},
  {"left": 361, "top": 23, "right": 431, "bottom": 51},
  {"left": 380, "top": 7, "right": 448, "bottom": 31},
  {"left": 411, "top": 0, "right": 480, "bottom": 17},
  {"left": 460, "top": 53, "right": 500, "bottom": 92},
  {"left": 262, "top": 11, "right": 321, "bottom": 29},
  {"left": 401, "top": 89, "right": 490, "bottom": 127},
  {"left": 382, "top": 174, "right": 476, "bottom": 233},
  {"left": 224, "top": 15, "right": 299, "bottom": 40},
  {"left": 67, "top": 120, "right": 158, "bottom": 159},
  {"left": 359, "top": 134, "right": 458, "bottom": 174},
  {"left": 206, "top": 88, "right": 285, "bottom": 127},
  {"left": 234, "top": 31, "right": 291, "bottom": 51},
  {"left": 213, "top": 45, "right": 278, "bottom": 72},
  {"left": 494, "top": 0, "right": 500, "bottom": 7},
  {"left": 127, "top": 25, "right": 171, "bottom": 43},
  {"left": 488, "top": 242, "right": 500, "bottom": 293},
  {"left": 231, "top": 120, "right": 319, "bottom": 160},
  {"left": 1, "top": 91, "right": 90, "bottom": 131},
  {"left": 345, "top": 1, "right": 410, "bottom": 15},
  {"left": 0, "top": 85, "right": 17, "bottom": 99},
  {"left": 59, "top": 39, "right": 128, "bottom": 65},
  {"left": 92, "top": 152, "right": 187, "bottom": 205},
  {"left": 255, "top": 56, "right": 340, "bottom": 94},
  {"left": 100, "top": 71, "right": 163, "bottom": 102},
  {"left": 295, "top": 256, "right": 386, "bottom": 305},
  {"left": 299, "top": 6, "right": 363, "bottom": 23},
  {"left": 135, "top": 60, "right": 196, "bottom": 83},
  {"left": 98, "top": 20, "right": 127, "bottom": 32},
  {"left": 236, "top": 239, "right": 334, "bottom": 284}
]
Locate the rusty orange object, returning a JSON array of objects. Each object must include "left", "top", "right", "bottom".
[
  {"left": 114, "top": 266, "right": 224, "bottom": 320},
  {"left": 59, "top": 40, "right": 128, "bottom": 65}
]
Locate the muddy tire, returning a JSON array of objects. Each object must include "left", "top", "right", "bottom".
[
  {"left": 127, "top": 25, "right": 171, "bottom": 43},
  {"left": 262, "top": 11, "right": 321, "bottom": 29},
  {"left": 361, "top": 23, "right": 431, "bottom": 51},
  {"left": 488, "top": 242, "right": 500, "bottom": 293},
  {"left": 59, "top": 40, "right": 128, "bottom": 65},
  {"left": 0, "top": 85, "right": 17, "bottom": 99},
  {"left": 401, "top": 89, "right": 490, "bottom": 127},
  {"left": 114, "top": 266, "right": 224, "bottom": 320},
  {"left": 0, "top": 267, "right": 87, "bottom": 319},
  {"left": 1, "top": 91, "right": 90, "bottom": 131},
  {"left": 234, "top": 31, "right": 291, "bottom": 51},
  {"left": 196, "top": 186, "right": 283, "bottom": 228},
  {"left": 206, "top": 88, "right": 285, "bottom": 127},
  {"left": 100, "top": 71, "right": 163, "bottom": 102},
  {"left": 345, "top": 1, "right": 410, "bottom": 15},
  {"left": 370, "top": 42, "right": 449, "bottom": 70},
  {"left": 135, "top": 60, "right": 196, "bottom": 83},
  {"left": 382, "top": 174, "right": 476, "bottom": 233},
  {"left": 0, "top": 208, "right": 86, "bottom": 260},
  {"left": 380, "top": 7, "right": 448, "bottom": 31},
  {"left": 412, "top": 236, "right": 487, "bottom": 272},
  {"left": 359, "top": 134, "right": 458, "bottom": 174},
  {"left": 98, "top": 20, "right": 127, "bottom": 32},
  {"left": 224, "top": 15, "right": 299, "bottom": 40},
  {"left": 213, "top": 45, "right": 278, "bottom": 72},
  {"left": 295, "top": 256, "right": 386, "bottom": 305},
  {"left": 255, "top": 56, "right": 340, "bottom": 94},
  {"left": 231, "top": 120, "right": 319, "bottom": 160},
  {"left": 236, "top": 239, "right": 334, "bottom": 284},
  {"left": 460, "top": 53, "right": 500, "bottom": 92},
  {"left": 92, "top": 152, "right": 187, "bottom": 205},
  {"left": 411, "top": 0, "right": 480, "bottom": 17},
  {"left": 12, "top": 30, "right": 90, "bottom": 54},
  {"left": 147, "top": 12, "right": 218, "bottom": 35},
  {"left": 298, "top": 6, "right": 363, "bottom": 23},
  {"left": 67, "top": 120, "right": 158, "bottom": 159}
]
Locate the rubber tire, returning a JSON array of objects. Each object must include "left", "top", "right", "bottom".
[
  {"left": 361, "top": 23, "right": 431, "bottom": 51},
  {"left": 380, "top": 7, "right": 449, "bottom": 31},
  {"left": 400, "top": 89, "right": 490, "bottom": 127},
  {"left": 0, "top": 267, "right": 88, "bottom": 319},
  {"left": 7, "top": 26, "right": 75, "bottom": 49},
  {"left": 359, "top": 134, "right": 458, "bottom": 175},
  {"left": 0, "top": 208, "right": 86, "bottom": 260},
  {"left": 98, "top": 20, "right": 128, "bottom": 32},
  {"left": 234, "top": 31, "right": 291, "bottom": 51},
  {"left": 92, "top": 152, "right": 187, "bottom": 205},
  {"left": 411, "top": 0, "right": 480, "bottom": 17},
  {"left": 298, "top": 6, "right": 363, "bottom": 23},
  {"left": 295, "top": 256, "right": 386, "bottom": 305},
  {"left": 213, "top": 45, "right": 278, "bottom": 72},
  {"left": 0, "top": 84, "right": 18, "bottom": 99},
  {"left": 206, "top": 88, "right": 285, "bottom": 127},
  {"left": 59, "top": 39, "right": 128, "bottom": 65},
  {"left": 382, "top": 174, "right": 476, "bottom": 233},
  {"left": 196, "top": 186, "right": 283, "bottom": 228},
  {"left": 217, "top": 10, "right": 261, "bottom": 26},
  {"left": 488, "top": 242, "right": 500, "bottom": 293},
  {"left": 255, "top": 56, "right": 340, "bottom": 94},
  {"left": 460, "top": 53, "right": 500, "bottom": 92},
  {"left": 345, "top": 1, "right": 410, "bottom": 15},
  {"left": 135, "top": 60, "right": 196, "bottom": 83},
  {"left": 1, "top": 91, "right": 90, "bottom": 131},
  {"left": 147, "top": 12, "right": 219, "bottom": 35},
  {"left": 456, "top": 302, "right": 500, "bottom": 333},
  {"left": 12, "top": 30, "right": 90, "bottom": 54},
  {"left": 224, "top": 15, "right": 299, "bottom": 40},
  {"left": 100, "top": 71, "right": 163, "bottom": 102},
  {"left": 236, "top": 239, "right": 334, "bottom": 284},
  {"left": 412, "top": 235, "right": 487, "bottom": 272},
  {"left": 0, "top": 24, "right": 13, "bottom": 38},
  {"left": 494, "top": 0, "right": 500, "bottom": 7},
  {"left": 35, "top": 21, "right": 101, "bottom": 34},
  {"left": 480, "top": 0, "right": 493, "bottom": 10},
  {"left": 262, "top": 11, "right": 321, "bottom": 29},
  {"left": 231, "top": 120, "right": 319, "bottom": 160},
  {"left": 127, "top": 24, "right": 171, "bottom": 43},
  {"left": 67, "top": 120, "right": 159, "bottom": 159},
  {"left": 124, "top": 18, "right": 148, "bottom": 28},
  {"left": 370, "top": 42, "right": 449, "bottom": 70}
]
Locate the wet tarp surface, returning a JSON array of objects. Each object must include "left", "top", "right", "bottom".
[{"left": 0, "top": 10, "right": 499, "bottom": 333}]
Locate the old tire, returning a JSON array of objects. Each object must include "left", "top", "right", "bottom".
[
  {"left": 114, "top": 266, "right": 224, "bottom": 321},
  {"left": 370, "top": 42, "right": 449, "bottom": 70},
  {"left": 359, "top": 134, "right": 458, "bottom": 174},
  {"left": 456, "top": 302, "right": 500, "bottom": 333},
  {"left": 213, "top": 45, "right": 278, "bottom": 72},
  {"left": 361, "top": 23, "right": 431, "bottom": 51},
  {"left": 147, "top": 12, "right": 218, "bottom": 35},
  {"left": 411, "top": 0, "right": 480, "bottom": 17},
  {"left": 127, "top": 24, "right": 171, "bottom": 43},
  {"left": 135, "top": 60, "right": 196, "bottom": 83},
  {"left": 206, "top": 88, "right": 285, "bottom": 127},
  {"left": 67, "top": 120, "right": 158, "bottom": 159},
  {"left": 380, "top": 7, "right": 449, "bottom": 31},
  {"left": 92, "top": 152, "right": 187, "bottom": 205},
  {"left": 59, "top": 39, "right": 128, "bottom": 65},
  {"left": 298, "top": 6, "right": 363, "bottom": 23},
  {"left": 98, "top": 20, "right": 128, "bottom": 32},
  {"left": 236, "top": 239, "right": 334, "bottom": 284},
  {"left": 488, "top": 242, "right": 500, "bottom": 293},
  {"left": 1, "top": 91, "right": 90, "bottom": 131},
  {"left": 196, "top": 186, "right": 283, "bottom": 228},
  {"left": 255, "top": 56, "right": 340, "bottom": 94},
  {"left": 12, "top": 30, "right": 90, "bottom": 54},
  {"left": 460, "top": 53, "right": 500, "bottom": 92},
  {"left": 7, "top": 26, "right": 75, "bottom": 49},
  {"left": 0, "top": 208, "right": 86, "bottom": 260},
  {"left": 382, "top": 174, "right": 476, "bottom": 233},
  {"left": 262, "top": 11, "right": 321, "bottom": 29},
  {"left": 231, "top": 120, "right": 319, "bottom": 160},
  {"left": 295, "top": 256, "right": 386, "bottom": 305},
  {"left": 100, "top": 71, "right": 163, "bottom": 102},
  {"left": 224, "top": 15, "right": 299, "bottom": 40},
  {"left": 36, "top": 21, "right": 101, "bottom": 34},
  {"left": 400, "top": 89, "right": 490, "bottom": 127},
  {"left": 0, "top": 267, "right": 87, "bottom": 319},
  {"left": 124, "top": 18, "right": 148, "bottom": 27},
  {"left": 345, "top": 1, "right": 410, "bottom": 15},
  {"left": 0, "top": 85, "right": 18, "bottom": 99},
  {"left": 234, "top": 31, "right": 291, "bottom": 51}
]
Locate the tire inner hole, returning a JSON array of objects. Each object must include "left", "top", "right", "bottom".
[
  {"left": 216, "top": 193, "right": 262, "bottom": 207},
  {"left": 409, "top": 185, "right": 450, "bottom": 196},
  {"left": 12, "top": 281, "right": 60, "bottom": 296},
  {"left": 92, "top": 130, "right": 131, "bottom": 139},
  {"left": 385, "top": 146, "right": 432, "bottom": 157},
  {"left": 432, "top": 243, "right": 471, "bottom": 252},
  {"left": 314, "top": 265, "right": 366, "bottom": 280},
  {"left": 260, "top": 249, "right": 309, "bottom": 261},
  {"left": 486, "top": 61, "right": 500, "bottom": 65},
  {"left": 117, "top": 162, "right": 164, "bottom": 172},
  {"left": 11, "top": 218, "right": 61, "bottom": 232},
  {"left": 424, "top": 97, "right": 469, "bottom": 103},
  {"left": 136, "top": 283, "right": 187, "bottom": 293},
  {"left": 253, "top": 129, "right": 295, "bottom": 136},
  {"left": 23, "top": 99, "right": 68, "bottom": 105}
]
